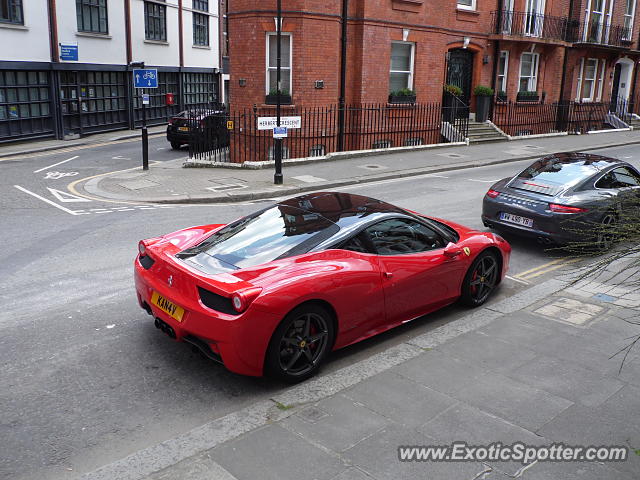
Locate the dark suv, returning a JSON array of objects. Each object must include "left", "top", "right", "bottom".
[{"left": 166, "top": 109, "right": 229, "bottom": 150}]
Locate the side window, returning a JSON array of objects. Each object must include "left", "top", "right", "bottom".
[
  {"left": 339, "top": 235, "right": 369, "bottom": 254},
  {"left": 364, "top": 218, "right": 444, "bottom": 255},
  {"left": 597, "top": 167, "right": 640, "bottom": 188}
]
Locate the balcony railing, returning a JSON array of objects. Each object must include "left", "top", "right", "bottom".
[
  {"left": 569, "top": 19, "right": 632, "bottom": 47},
  {"left": 491, "top": 10, "right": 571, "bottom": 42},
  {"left": 491, "top": 10, "right": 633, "bottom": 48}
]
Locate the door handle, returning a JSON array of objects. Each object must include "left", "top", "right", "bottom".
[{"left": 383, "top": 272, "right": 394, "bottom": 279}]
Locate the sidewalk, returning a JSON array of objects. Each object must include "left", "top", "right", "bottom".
[
  {"left": 75, "top": 129, "right": 640, "bottom": 204},
  {"left": 82, "top": 255, "right": 640, "bottom": 480},
  {"left": 0, "top": 125, "right": 167, "bottom": 159}
]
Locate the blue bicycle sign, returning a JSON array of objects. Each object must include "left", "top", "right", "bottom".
[{"left": 133, "top": 69, "right": 158, "bottom": 89}]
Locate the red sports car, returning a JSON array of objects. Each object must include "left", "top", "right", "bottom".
[{"left": 134, "top": 192, "right": 511, "bottom": 382}]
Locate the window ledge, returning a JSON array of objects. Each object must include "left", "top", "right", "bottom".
[
  {"left": 0, "top": 22, "right": 28, "bottom": 30},
  {"left": 456, "top": 7, "right": 480, "bottom": 15},
  {"left": 144, "top": 39, "right": 169, "bottom": 46},
  {"left": 192, "top": 44, "right": 211, "bottom": 49},
  {"left": 76, "top": 31, "right": 112, "bottom": 39}
]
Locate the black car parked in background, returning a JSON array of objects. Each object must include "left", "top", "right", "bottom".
[{"left": 166, "top": 109, "right": 229, "bottom": 150}]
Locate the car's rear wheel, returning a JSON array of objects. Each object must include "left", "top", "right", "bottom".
[
  {"left": 460, "top": 251, "right": 500, "bottom": 307},
  {"left": 265, "top": 304, "right": 334, "bottom": 383},
  {"left": 170, "top": 141, "right": 182, "bottom": 150},
  {"left": 596, "top": 213, "right": 617, "bottom": 251}
]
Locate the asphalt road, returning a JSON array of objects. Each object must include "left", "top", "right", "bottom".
[{"left": 1, "top": 138, "right": 639, "bottom": 480}]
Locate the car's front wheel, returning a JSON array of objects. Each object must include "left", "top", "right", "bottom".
[
  {"left": 265, "top": 304, "right": 334, "bottom": 383},
  {"left": 460, "top": 251, "right": 500, "bottom": 307}
]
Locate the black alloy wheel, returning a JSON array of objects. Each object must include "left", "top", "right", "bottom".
[
  {"left": 460, "top": 251, "right": 500, "bottom": 307},
  {"left": 265, "top": 305, "right": 334, "bottom": 383},
  {"left": 596, "top": 213, "right": 617, "bottom": 251}
]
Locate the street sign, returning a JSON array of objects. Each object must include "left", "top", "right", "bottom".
[
  {"left": 273, "top": 126, "right": 287, "bottom": 138},
  {"left": 133, "top": 69, "right": 158, "bottom": 89},
  {"left": 142, "top": 94, "right": 150, "bottom": 105},
  {"left": 257, "top": 116, "right": 301, "bottom": 130},
  {"left": 59, "top": 43, "right": 78, "bottom": 61}
]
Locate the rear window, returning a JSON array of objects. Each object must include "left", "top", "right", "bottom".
[
  {"left": 178, "top": 205, "right": 339, "bottom": 269},
  {"left": 510, "top": 158, "right": 605, "bottom": 196}
]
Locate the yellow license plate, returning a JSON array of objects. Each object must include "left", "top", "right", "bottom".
[
  {"left": 151, "top": 291, "right": 185, "bottom": 322},
  {"left": 178, "top": 126, "right": 189, "bottom": 132}
]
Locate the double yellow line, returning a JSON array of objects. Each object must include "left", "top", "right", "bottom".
[{"left": 514, "top": 257, "right": 582, "bottom": 281}]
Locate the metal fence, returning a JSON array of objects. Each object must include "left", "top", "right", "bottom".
[
  {"left": 189, "top": 102, "right": 469, "bottom": 163},
  {"left": 491, "top": 100, "right": 616, "bottom": 136}
]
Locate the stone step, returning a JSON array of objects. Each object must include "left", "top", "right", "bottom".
[{"left": 468, "top": 136, "right": 508, "bottom": 143}]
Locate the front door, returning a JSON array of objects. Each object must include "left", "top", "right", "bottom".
[
  {"left": 611, "top": 63, "right": 622, "bottom": 112},
  {"left": 446, "top": 49, "right": 474, "bottom": 110}
]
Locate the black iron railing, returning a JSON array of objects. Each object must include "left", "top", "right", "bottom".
[
  {"left": 491, "top": 10, "right": 572, "bottom": 42},
  {"left": 189, "top": 102, "right": 470, "bottom": 163},
  {"left": 491, "top": 100, "right": 618, "bottom": 136},
  {"left": 567, "top": 19, "right": 632, "bottom": 47}
]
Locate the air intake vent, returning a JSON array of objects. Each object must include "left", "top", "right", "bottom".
[
  {"left": 198, "top": 286, "right": 237, "bottom": 315},
  {"left": 140, "top": 255, "right": 155, "bottom": 270}
]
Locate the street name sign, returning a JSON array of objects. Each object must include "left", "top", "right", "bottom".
[
  {"left": 257, "top": 116, "right": 301, "bottom": 130},
  {"left": 133, "top": 69, "right": 158, "bottom": 89}
]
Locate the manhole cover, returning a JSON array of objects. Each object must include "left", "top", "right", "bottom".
[{"left": 359, "top": 164, "right": 387, "bottom": 170}]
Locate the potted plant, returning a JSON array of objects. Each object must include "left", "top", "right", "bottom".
[
  {"left": 443, "top": 84, "right": 463, "bottom": 122},
  {"left": 517, "top": 90, "right": 539, "bottom": 103},
  {"left": 388, "top": 88, "right": 417, "bottom": 104},
  {"left": 473, "top": 85, "right": 494, "bottom": 122},
  {"left": 265, "top": 88, "right": 292, "bottom": 105},
  {"left": 496, "top": 90, "right": 507, "bottom": 102}
]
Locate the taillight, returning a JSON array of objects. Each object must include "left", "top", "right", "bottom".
[
  {"left": 138, "top": 240, "right": 147, "bottom": 256},
  {"left": 199, "top": 119, "right": 205, "bottom": 128},
  {"left": 231, "top": 287, "right": 263, "bottom": 313},
  {"left": 549, "top": 203, "right": 588, "bottom": 213},
  {"left": 486, "top": 189, "right": 500, "bottom": 199},
  {"left": 168, "top": 117, "right": 174, "bottom": 125}
]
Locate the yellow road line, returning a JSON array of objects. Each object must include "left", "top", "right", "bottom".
[
  {"left": 513, "top": 258, "right": 567, "bottom": 278},
  {"left": 518, "top": 257, "right": 582, "bottom": 280},
  {"left": 66, "top": 162, "right": 162, "bottom": 205}
]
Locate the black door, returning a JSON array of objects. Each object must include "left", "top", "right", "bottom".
[
  {"left": 446, "top": 49, "right": 474, "bottom": 107},
  {"left": 610, "top": 63, "right": 622, "bottom": 112}
]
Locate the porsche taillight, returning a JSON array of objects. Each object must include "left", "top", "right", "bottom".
[
  {"left": 231, "top": 287, "right": 263, "bottom": 313},
  {"left": 486, "top": 189, "right": 500, "bottom": 199},
  {"left": 549, "top": 203, "right": 588, "bottom": 213}
]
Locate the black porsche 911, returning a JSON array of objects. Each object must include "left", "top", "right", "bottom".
[{"left": 482, "top": 152, "right": 640, "bottom": 248}]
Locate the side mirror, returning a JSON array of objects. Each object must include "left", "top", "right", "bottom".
[{"left": 444, "top": 242, "right": 462, "bottom": 258}]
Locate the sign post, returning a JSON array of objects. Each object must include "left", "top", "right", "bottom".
[
  {"left": 274, "top": 0, "right": 283, "bottom": 185},
  {"left": 131, "top": 65, "right": 158, "bottom": 170}
]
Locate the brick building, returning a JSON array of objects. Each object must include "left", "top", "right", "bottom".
[{"left": 227, "top": 0, "right": 640, "bottom": 112}]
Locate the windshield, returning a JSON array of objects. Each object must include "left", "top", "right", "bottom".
[
  {"left": 178, "top": 205, "right": 339, "bottom": 269},
  {"left": 510, "top": 157, "right": 608, "bottom": 196}
]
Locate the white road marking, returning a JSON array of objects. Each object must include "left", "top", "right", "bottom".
[
  {"left": 44, "top": 171, "right": 79, "bottom": 180},
  {"left": 112, "top": 156, "right": 131, "bottom": 160},
  {"left": 292, "top": 175, "right": 327, "bottom": 183},
  {"left": 47, "top": 188, "right": 92, "bottom": 203},
  {"left": 13, "top": 185, "right": 79, "bottom": 216},
  {"left": 33, "top": 155, "right": 79, "bottom": 173},
  {"left": 467, "top": 179, "right": 499, "bottom": 183}
]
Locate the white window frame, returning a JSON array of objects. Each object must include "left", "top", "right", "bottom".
[
  {"left": 577, "top": 58, "right": 599, "bottom": 101},
  {"left": 583, "top": 0, "right": 614, "bottom": 43},
  {"left": 623, "top": 0, "right": 637, "bottom": 40},
  {"left": 518, "top": 52, "right": 539, "bottom": 92},
  {"left": 457, "top": 0, "right": 477, "bottom": 11},
  {"left": 265, "top": 32, "right": 292, "bottom": 95},
  {"left": 596, "top": 60, "right": 606, "bottom": 101},
  {"left": 497, "top": 50, "right": 509, "bottom": 93},
  {"left": 389, "top": 41, "right": 415, "bottom": 93}
]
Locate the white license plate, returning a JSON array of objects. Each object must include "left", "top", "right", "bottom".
[{"left": 500, "top": 212, "right": 534, "bottom": 228}]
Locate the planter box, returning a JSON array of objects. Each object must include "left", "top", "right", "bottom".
[
  {"left": 475, "top": 95, "right": 491, "bottom": 122},
  {"left": 388, "top": 94, "right": 416, "bottom": 104},
  {"left": 517, "top": 93, "right": 540, "bottom": 103},
  {"left": 265, "top": 94, "right": 292, "bottom": 105}
]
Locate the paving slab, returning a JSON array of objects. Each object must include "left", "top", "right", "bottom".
[
  {"left": 280, "top": 394, "right": 390, "bottom": 453},
  {"left": 451, "top": 370, "right": 573, "bottom": 432},
  {"left": 506, "top": 355, "right": 625, "bottom": 407},
  {"left": 210, "top": 424, "right": 346, "bottom": 480},
  {"left": 344, "top": 371, "right": 455, "bottom": 427}
]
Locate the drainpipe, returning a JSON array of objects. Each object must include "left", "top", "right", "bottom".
[
  {"left": 178, "top": 0, "right": 184, "bottom": 67},
  {"left": 124, "top": 0, "right": 132, "bottom": 64},
  {"left": 337, "top": 0, "right": 349, "bottom": 152},
  {"left": 47, "top": 0, "right": 59, "bottom": 62}
]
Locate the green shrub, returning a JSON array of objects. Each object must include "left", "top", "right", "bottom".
[
  {"left": 444, "top": 84, "right": 463, "bottom": 96},
  {"left": 390, "top": 88, "right": 416, "bottom": 97},
  {"left": 473, "top": 85, "right": 494, "bottom": 96}
]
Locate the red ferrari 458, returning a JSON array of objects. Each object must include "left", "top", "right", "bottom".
[{"left": 135, "top": 192, "right": 511, "bottom": 382}]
